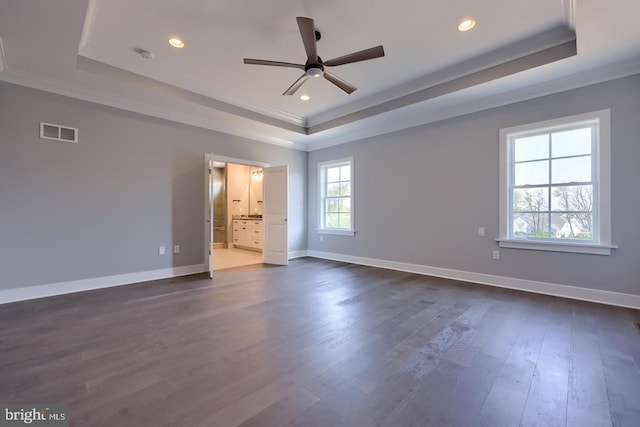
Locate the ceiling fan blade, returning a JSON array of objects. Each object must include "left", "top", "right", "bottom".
[
  {"left": 283, "top": 73, "right": 310, "bottom": 96},
  {"left": 323, "top": 71, "right": 357, "bottom": 94},
  {"left": 297, "top": 17, "right": 318, "bottom": 61},
  {"left": 243, "top": 58, "right": 305, "bottom": 69},
  {"left": 324, "top": 45, "right": 385, "bottom": 67}
]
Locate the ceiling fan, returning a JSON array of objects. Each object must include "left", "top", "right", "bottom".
[{"left": 243, "top": 17, "right": 385, "bottom": 96}]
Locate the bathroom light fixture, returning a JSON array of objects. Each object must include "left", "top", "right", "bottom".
[
  {"left": 458, "top": 18, "right": 476, "bottom": 32},
  {"left": 168, "top": 37, "right": 185, "bottom": 48}
]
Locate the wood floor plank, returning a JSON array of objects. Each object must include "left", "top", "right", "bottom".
[
  {"left": 238, "top": 386, "right": 320, "bottom": 427},
  {"left": 567, "top": 306, "right": 614, "bottom": 427},
  {"left": 1, "top": 258, "right": 638, "bottom": 426},
  {"left": 520, "top": 301, "right": 572, "bottom": 427}
]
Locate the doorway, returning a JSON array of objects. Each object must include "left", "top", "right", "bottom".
[
  {"left": 205, "top": 153, "right": 289, "bottom": 277},
  {"left": 213, "top": 161, "right": 264, "bottom": 270}
]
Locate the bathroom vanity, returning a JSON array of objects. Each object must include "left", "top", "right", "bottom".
[{"left": 232, "top": 217, "right": 263, "bottom": 251}]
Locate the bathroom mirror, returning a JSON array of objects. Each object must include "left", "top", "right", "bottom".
[{"left": 249, "top": 167, "right": 263, "bottom": 216}]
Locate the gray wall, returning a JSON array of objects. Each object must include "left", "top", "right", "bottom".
[
  {"left": 0, "top": 82, "right": 307, "bottom": 290},
  {"left": 308, "top": 74, "right": 640, "bottom": 296}
]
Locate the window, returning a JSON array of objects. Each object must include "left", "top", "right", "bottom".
[
  {"left": 318, "top": 157, "right": 355, "bottom": 235},
  {"left": 498, "top": 110, "right": 615, "bottom": 255}
]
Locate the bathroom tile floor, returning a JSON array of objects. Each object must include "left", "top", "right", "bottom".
[{"left": 213, "top": 247, "right": 263, "bottom": 270}]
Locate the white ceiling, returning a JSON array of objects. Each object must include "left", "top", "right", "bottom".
[{"left": 0, "top": 0, "right": 639, "bottom": 151}]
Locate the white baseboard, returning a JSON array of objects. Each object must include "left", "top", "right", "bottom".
[
  {"left": 0, "top": 264, "right": 206, "bottom": 304},
  {"left": 5, "top": 252, "right": 638, "bottom": 310},
  {"left": 306, "top": 250, "right": 640, "bottom": 310},
  {"left": 288, "top": 250, "right": 308, "bottom": 259}
]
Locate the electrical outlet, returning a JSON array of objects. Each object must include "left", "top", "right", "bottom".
[
  {"left": 320, "top": 235, "right": 324, "bottom": 241},
  {"left": 492, "top": 250, "right": 500, "bottom": 260},
  {"left": 478, "top": 227, "right": 485, "bottom": 236},
  {"left": 159, "top": 246, "right": 166, "bottom": 255},
  {"left": 174, "top": 245, "right": 180, "bottom": 254}
]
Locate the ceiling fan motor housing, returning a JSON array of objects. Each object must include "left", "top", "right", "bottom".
[{"left": 305, "top": 56, "right": 324, "bottom": 77}]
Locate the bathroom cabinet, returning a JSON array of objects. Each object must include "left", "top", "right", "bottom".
[{"left": 232, "top": 219, "right": 263, "bottom": 251}]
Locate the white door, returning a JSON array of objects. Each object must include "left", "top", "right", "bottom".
[
  {"left": 204, "top": 153, "right": 215, "bottom": 278},
  {"left": 263, "top": 165, "right": 289, "bottom": 265}
]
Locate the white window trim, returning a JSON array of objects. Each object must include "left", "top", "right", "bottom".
[
  {"left": 317, "top": 157, "right": 356, "bottom": 236},
  {"left": 498, "top": 109, "right": 616, "bottom": 255}
]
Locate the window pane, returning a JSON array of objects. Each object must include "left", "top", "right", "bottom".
[
  {"left": 552, "top": 213, "right": 593, "bottom": 240},
  {"left": 327, "top": 182, "right": 340, "bottom": 197},
  {"left": 340, "top": 182, "right": 351, "bottom": 197},
  {"left": 326, "top": 213, "right": 339, "bottom": 228},
  {"left": 514, "top": 134, "right": 549, "bottom": 162},
  {"left": 551, "top": 156, "right": 591, "bottom": 184},
  {"left": 340, "top": 165, "right": 351, "bottom": 181},
  {"left": 552, "top": 127, "right": 591, "bottom": 158},
  {"left": 340, "top": 197, "right": 351, "bottom": 213},
  {"left": 512, "top": 213, "right": 550, "bottom": 237},
  {"left": 513, "top": 188, "right": 549, "bottom": 212},
  {"left": 327, "top": 167, "right": 340, "bottom": 183},
  {"left": 327, "top": 199, "right": 340, "bottom": 213},
  {"left": 339, "top": 213, "right": 351, "bottom": 229},
  {"left": 551, "top": 185, "right": 593, "bottom": 212},
  {"left": 514, "top": 160, "right": 549, "bottom": 186}
]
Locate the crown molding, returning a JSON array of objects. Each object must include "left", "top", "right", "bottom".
[
  {"left": 304, "top": 57, "right": 640, "bottom": 151},
  {"left": 1, "top": 44, "right": 638, "bottom": 155},
  {"left": 75, "top": 50, "right": 308, "bottom": 129},
  {"left": 307, "top": 25, "right": 577, "bottom": 130},
  {"left": 0, "top": 37, "right": 7, "bottom": 72},
  {"left": 77, "top": 0, "right": 308, "bottom": 129},
  {"left": 78, "top": 8, "right": 308, "bottom": 131},
  {"left": 562, "top": 0, "right": 576, "bottom": 30},
  {"left": 0, "top": 66, "right": 309, "bottom": 151}
]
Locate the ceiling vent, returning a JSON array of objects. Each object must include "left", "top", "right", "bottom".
[{"left": 40, "top": 122, "right": 78, "bottom": 143}]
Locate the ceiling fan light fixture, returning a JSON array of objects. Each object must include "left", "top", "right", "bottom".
[
  {"left": 168, "top": 37, "right": 185, "bottom": 48},
  {"left": 458, "top": 18, "right": 476, "bottom": 32},
  {"left": 306, "top": 67, "right": 323, "bottom": 78}
]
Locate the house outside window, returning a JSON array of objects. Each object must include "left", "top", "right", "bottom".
[
  {"left": 318, "top": 157, "right": 355, "bottom": 236},
  {"left": 498, "top": 110, "right": 615, "bottom": 255}
]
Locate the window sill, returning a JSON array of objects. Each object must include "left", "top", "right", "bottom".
[
  {"left": 496, "top": 238, "right": 617, "bottom": 255},
  {"left": 317, "top": 228, "right": 356, "bottom": 236}
]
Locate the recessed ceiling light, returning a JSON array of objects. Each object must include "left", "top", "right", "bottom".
[
  {"left": 300, "top": 94, "right": 311, "bottom": 101},
  {"left": 168, "top": 38, "right": 184, "bottom": 48},
  {"left": 458, "top": 18, "right": 476, "bottom": 32}
]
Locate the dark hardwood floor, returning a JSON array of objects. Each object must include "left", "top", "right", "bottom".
[{"left": 1, "top": 258, "right": 639, "bottom": 426}]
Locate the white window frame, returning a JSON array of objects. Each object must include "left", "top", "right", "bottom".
[
  {"left": 498, "top": 109, "right": 616, "bottom": 255},
  {"left": 318, "top": 157, "right": 355, "bottom": 236}
]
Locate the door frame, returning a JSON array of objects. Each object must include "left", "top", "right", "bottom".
[{"left": 204, "top": 154, "right": 271, "bottom": 275}]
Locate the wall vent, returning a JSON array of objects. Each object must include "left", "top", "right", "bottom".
[{"left": 40, "top": 122, "right": 78, "bottom": 143}]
